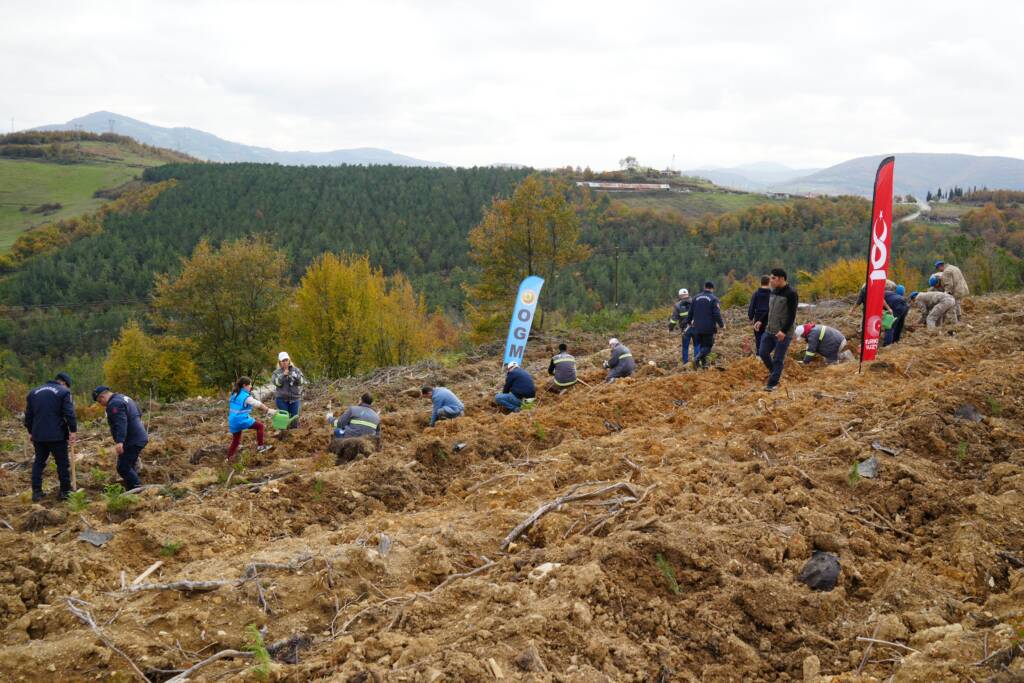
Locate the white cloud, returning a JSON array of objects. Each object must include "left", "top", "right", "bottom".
[{"left": 2, "top": 0, "right": 1022, "bottom": 169}]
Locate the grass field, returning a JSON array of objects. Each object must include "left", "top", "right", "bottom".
[
  {"left": 925, "top": 202, "right": 974, "bottom": 221},
  {"left": 610, "top": 189, "right": 787, "bottom": 218},
  {"left": 0, "top": 140, "right": 183, "bottom": 251},
  {"left": 0, "top": 159, "right": 143, "bottom": 250}
]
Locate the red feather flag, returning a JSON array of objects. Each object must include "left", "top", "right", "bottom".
[{"left": 859, "top": 156, "right": 895, "bottom": 365}]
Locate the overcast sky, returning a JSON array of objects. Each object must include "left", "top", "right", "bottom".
[{"left": 3, "top": 0, "right": 1022, "bottom": 170}]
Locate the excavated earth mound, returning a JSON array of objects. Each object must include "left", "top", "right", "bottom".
[{"left": 1, "top": 295, "right": 1023, "bottom": 682}]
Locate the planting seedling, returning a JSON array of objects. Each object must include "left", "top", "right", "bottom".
[
  {"left": 655, "top": 553, "right": 682, "bottom": 595},
  {"left": 246, "top": 624, "right": 271, "bottom": 679},
  {"left": 103, "top": 484, "right": 139, "bottom": 513},
  {"left": 89, "top": 467, "right": 110, "bottom": 486},
  {"left": 847, "top": 461, "right": 861, "bottom": 487},
  {"left": 957, "top": 441, "right": 968, "bottom": 463},
  {"left": 160, "top": 540, "right": 183, "bottom": 557},
  {"left": 534, "top": 421, "right": 547, "bottom": 441},
  {"left": 65, "top": 490, "right": 90, "bottom": 513}
]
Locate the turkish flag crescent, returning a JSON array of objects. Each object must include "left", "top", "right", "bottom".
[{"left": 859, "top": 156, "right": 895, "bottom": 365}]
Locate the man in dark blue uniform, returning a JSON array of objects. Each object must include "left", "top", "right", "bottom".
[
  {"left": 688, "top": 281, "right": 725, "bottom": 369},
  {"left": 24, "top": 372, "right": 77, "bottom": 502},
  {"left": 93, "top": 386, "right": 149, "bottom": 490}
]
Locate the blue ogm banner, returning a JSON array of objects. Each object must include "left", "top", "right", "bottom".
[{"left": 503, "top": 275, "right": 545, "bottom": 366}]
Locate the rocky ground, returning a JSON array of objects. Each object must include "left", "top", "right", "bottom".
[{"left": 0, "top": 294, "right": 1022, "bottom": 682}]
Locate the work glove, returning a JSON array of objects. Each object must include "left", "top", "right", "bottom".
[
  {"left": 325, "top": 411, "right": 335, "bottom": 424},
  {"left": 668, "top": 323, "right": 675, "bottom": 332},
  {"left": 602, "top": 361, "right": 609, "bottom": 369}
]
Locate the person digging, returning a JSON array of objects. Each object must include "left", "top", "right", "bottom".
[{"left": 326, "top": 393, "right": 381, "bottom": 464}]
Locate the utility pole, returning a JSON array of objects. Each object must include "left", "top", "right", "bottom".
[
  {"left": 108, "top": 118, "right": 115, "bottom": 134},
  {"left": 613, "top": 245, "right": 620, "bottom": 308}
]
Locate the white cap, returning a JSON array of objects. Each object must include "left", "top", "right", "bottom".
[
  {"left": 609, "top": 338, "right": 620, "bottom": 347},
  {"left": 506, "top": 361, "right": 519, "bottom": 369},
  {"left": 278, "top": 351, "right": 290, "bottom": 361},
  {"left": 678, "top": 288, "right": 689, "bottom": 297}
]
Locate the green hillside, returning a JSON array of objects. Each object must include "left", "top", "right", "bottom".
[
  {"left": 610, "top": 188, "right": 788, "bottom": 218},
  {"left": 0, "top": 132, "right": 191, "bottom": 251},
  {"left": 0, "top": 162, "right": 963, "bottom": 369}
]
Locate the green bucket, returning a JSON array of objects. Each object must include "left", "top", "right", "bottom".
[
  {"left": 882, "top": 311, "right": 895, "bottom": 330},
  {"left": 271, "top": 410, "right": 299, "bottom": 430}
]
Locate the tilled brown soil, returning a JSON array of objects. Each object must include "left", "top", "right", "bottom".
[{"left": 0, "top": 295, "right": 1022, "bottom": 682}]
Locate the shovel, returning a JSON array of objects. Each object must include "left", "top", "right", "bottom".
[{"left": 70, "top": 441, "right": 78, "bottom": 491}]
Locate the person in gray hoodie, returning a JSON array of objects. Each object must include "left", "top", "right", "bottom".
[{"left": 795, "top": 323, "right": 853, "bottom": 364}]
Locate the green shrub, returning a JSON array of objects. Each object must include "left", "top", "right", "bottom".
[
  {"left": 65, "top": 490, "right": 90, "bottom": 513},
  {"left": 103, "top": 484, "right": 139, "bottom": 513},
  {"left": 89, "top": 467, "right": 110, "bottom": 486},
  {"left": 160, "top": 541, "right": 183, "bottom": 557}
]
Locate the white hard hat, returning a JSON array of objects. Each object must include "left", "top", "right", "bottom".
[
  {"left": 609, "top": 338, "right": 620, "bottom": 347},
  {"left": 278, "top": 351, "right": 290, "bottom": 361},
  {"left": 678, "top": 288, "right": 689, "bottom": 297}
]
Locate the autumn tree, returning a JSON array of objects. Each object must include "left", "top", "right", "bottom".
[
  {"left": 465, "top": 174, "right": 590, "bottom": 338},
  {"left": 287, "top": 253, "right": 440, "bottom": 377},
  {"left": 152, "top": 236, "right": 289, "bottom": 386},
  {"left": 103, "top": 321, "right": 202, "bottom": 401}
]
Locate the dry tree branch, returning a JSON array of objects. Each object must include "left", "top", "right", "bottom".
[
  {"left": 339, "top": 559, "right": 497, "bottom": 634},
  {"left": 66, "top": 598, "right": 150, "bottom": 682},
  {"left": 855, "top": 637, "right": 920, "bottom": 654},
  {"left": 165, "top": 649, "right": 254, "bottom": 683},
  {"left": 500, "top": 482, "right": 641, "bottom": 550}
]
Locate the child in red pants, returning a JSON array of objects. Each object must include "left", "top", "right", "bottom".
[{"left": 227, "top": 376, "right": 275, "bottom": 460}]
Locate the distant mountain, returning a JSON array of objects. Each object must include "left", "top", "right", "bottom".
[
  {"left": 684, "top": 162, "right": 821, "bottom": 191},
  {"left": 34, "top": 111, "right": 445, "bottom": 167},
  {"left": 775, "top": 153, "right": 1024, "bottom": 197}
]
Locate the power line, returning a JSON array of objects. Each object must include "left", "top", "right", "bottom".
[{"left": 0, "top": 298, "right": 150, "bottom": 313}]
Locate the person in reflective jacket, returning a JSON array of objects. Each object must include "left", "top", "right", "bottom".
[
  {"left": 668, "top": 288, "right": 699, "bottom": 364},
  {"left": 93, "top": 385, "right": 151, "bottom": 490},
  {"left": 547, "top": 343, "right": 577, "bottom": 392},
  {"left": 327, "top": 393, "right": 382, "bottom": 447},
  {"left": 604, "top": 338, "right": 636, "bottom": 381},
  {"left": 225, "top": 377, "right": 275, "bottom": 461},
  {"left": 795, "top": 323, "right": 853, "bottom": 364}
]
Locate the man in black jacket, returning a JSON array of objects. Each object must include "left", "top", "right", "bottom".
[
  {"left": 24, "top": 372, "right": 77, "bottom": 501},
  {"left": 758, "top": 268, "right": 799, "bottom": 391},
  {"left": 747, "top": 275, "right": 772, "bottom": 352},
  {"left": 93, "top": 386, "right": 149, "bottom": 490}
]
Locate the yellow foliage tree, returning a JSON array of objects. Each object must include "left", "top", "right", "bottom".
[
  {"left": 803, "top": 257, "right": 924, "bottom": 301},
  {"left": 153, "top": 236, "right": 289, "bottom": 385},
  {"left": 287, "top": 253, "right": 439, "bottom": 377},
  {"left": 720, "top": 275, "right": 759, "bottom": 309},
  {"left": 802, "top": 258, "right": 867, "bottom": 301},
  {"left": 103, "top": 321, "right": 202, "bottom": 401},
  {"left": 465, "top": 174, "right": 590, "bottom": 341}
]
